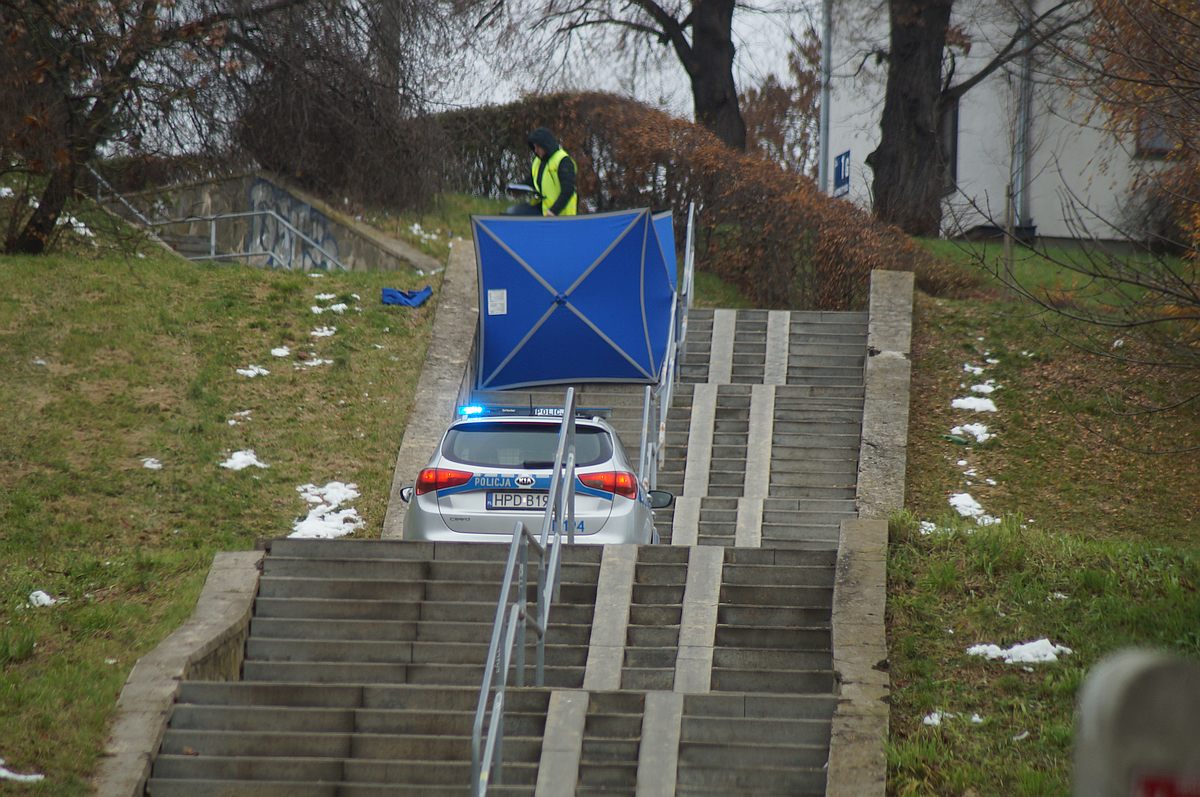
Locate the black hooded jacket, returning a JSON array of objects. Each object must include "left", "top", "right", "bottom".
[{"left": 527, "top": 127, "right": 576, "bottom": 215}]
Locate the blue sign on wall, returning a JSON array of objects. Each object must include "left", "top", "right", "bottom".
[{"left": 834, "top": 150, "right": 851, "bottom": 197}]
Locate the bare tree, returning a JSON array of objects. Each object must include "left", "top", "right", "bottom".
[
  {"left": 463, "top": 1, "right": 813, "bottom": 151},
  {"left": 0, "top": 0, "right": 324, "bottom": 254},
  {"left": 865, "top": 0, "right": 1089, "bottom": 235}
]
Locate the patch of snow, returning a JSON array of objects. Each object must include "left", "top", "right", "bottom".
[
  {"left": 963, "top": 363, "right": 984, "bottom": 376},
  {"left": 311, "top": 306, "right": 325, "bottom": 314},
  {"left": 952, "top": 397, "right": 998, "bottom": 412},
  {"left": 1050, "top": 592, "right": 1070, "bottom": 601},
  {"left": 32, "top": 358, "right": 47, "bottom": 366},
  {"left": 951, "top": 423, "right": 993, "bottom": 443},
  {"left": 963, "top": 468, "right": 978, "bottom": 477},
  {"left": 219, "top": 450, "right": 269, "bottom": 470},
  {"left": 985, "top": 478, "right": 997, "bottom": 486},
  {"left": 228, "top": 410, "right": 252, "bottom": 426},
  {"left": 271, "top": 347, "right": 290, "bottom": 358},
  {"left": 967, "top": 638, "right": 1073, "bottom": 664},
  {"left": 1012, "top": 731, "right": 1030, "bottom": 741},
  {"left": 970, "top": 714, "right": 984, "bottom": 724},
  {"left": 922, "top": 711, "right": 947, "bottom": 727},
  {"left": 291, "top": 482, "right": 364, "bottom": 539},
  {"left": 970, "top": 381, "right": 998, "bottom": 394},
  {"left": 957, "top": 459, "right": 968, "bottom": 467},
  {"left": 327, "top": 303, "right": 348, "bottom": 314},
  {"left": 315, "top": 293, "right": 336, "bottom": 301},
  {"left": 308, "top": 272, "right": 325, "bottom": 278},
  {"left": 0, "top": 758, "right": 44, "bottom": 783},
  {"left": 1112, "top": 338, "right": 1125, "bottom": 349},
  {"left": 949, "top": 493, "right": 999, "bottom": 526},
  {"left": 985, "top": 358, "right": 1000, "bottom": 365},
  {"left": 295, "top": 358, "right": 333, "bottom": 369},
  {"left": 919, "top": 521, "right": 937, "bottom": 535},
  {"left": 105, "top": 658, "right": 117, "bottom": 665},
  {"left": 372, "top": 344, "right": 384, "bottom": 349},
  {"left": 351, "top": 293, "right": 361, "bottom": 301},
  {"left": 28, "top": 590, "right": 56, "bottom": 608},
  {"left": 236, "top": 365, "right": 269, "bottom": 378},
  {"left": 311, "top": 326, "right": 336, "bottom": 338},
  {"left": 141, "top": 457, "right": 163, "bottom": 470},
  {"left": 0, "top": 186, "right": 13, "bottom": 198}
]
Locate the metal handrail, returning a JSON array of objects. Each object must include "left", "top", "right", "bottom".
[
  {"left": 471, "top": 387, "right": 577, "bottom": 796},
  {"left": 87, "top": 164, "right": 157, "bottom": 229},
  {"left": 148, "top": 210, "right": 350, "bottom": 272}
]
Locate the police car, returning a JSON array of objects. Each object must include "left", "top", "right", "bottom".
[{"left": 400, "top": 405, "right": 673, "bottom": 544}]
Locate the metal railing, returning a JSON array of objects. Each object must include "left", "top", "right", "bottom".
[
  {"left": 471, "top": 388, "right": 578, "bottom": 796},
  {"left": 147, "top": 210, "right": 349, "bottom": 272},
  {"left": 638, "top": 202, "right": 695, "bottom": 491}
]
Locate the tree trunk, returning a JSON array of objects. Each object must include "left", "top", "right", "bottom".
[
  {"left": 5, "top": 161, "right": 78, "bottom": 254},
  {"left": 867, "top": 0, "right": 953, "bottom": 236},
  {"left": 688, "top": 0, "right": 746, "bottom": 151}
]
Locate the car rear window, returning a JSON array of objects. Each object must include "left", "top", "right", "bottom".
[{"left": 442, "top": 422, "right": 613, "bottom": 468}]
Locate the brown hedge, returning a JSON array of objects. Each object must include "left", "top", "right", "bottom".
[{"left": 432, "top": 92, "right": 927, "bottom": 310}]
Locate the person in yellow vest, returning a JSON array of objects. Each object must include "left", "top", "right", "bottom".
[{"left": 526, "top": 127, "right": 578, "bottom": 216}]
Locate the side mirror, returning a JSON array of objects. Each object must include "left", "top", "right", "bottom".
[
  {"left": 399, "top": 485, "right": 414, "bottom": 503},
  {"left": 648, "top": 490, "right": 674, "bottom": 509}
]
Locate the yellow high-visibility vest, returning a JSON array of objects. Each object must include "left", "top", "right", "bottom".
[{"left": 531, "top": 149, "right": 577, "bottom": 216}]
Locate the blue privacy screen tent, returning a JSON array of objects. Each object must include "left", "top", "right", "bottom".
[{"left": 472, "top": 208, "right": 676, "bottom": 391}]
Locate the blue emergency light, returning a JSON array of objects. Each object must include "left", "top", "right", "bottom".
[{"left": 456, "top": 404, "right": 612, "bottom": 419}]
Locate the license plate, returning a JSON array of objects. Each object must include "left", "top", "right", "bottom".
[{"left": 486, "top": 491, "right": 548, "bottom": 510}]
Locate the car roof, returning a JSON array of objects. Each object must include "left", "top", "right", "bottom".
[{"left": 448, "top": 415, "right": 615, "bottom": 433}]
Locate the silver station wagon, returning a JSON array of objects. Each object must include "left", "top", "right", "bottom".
[{"left": 400, "top": 408, "right": 672, "bottom": 544}]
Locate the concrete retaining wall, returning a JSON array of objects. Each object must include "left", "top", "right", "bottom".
[
  {"left": 826, "top": 268, "right": 914, "bottom": 797},
  {"left": 117, "top": 173, "right": 440, "bottom": 274}
]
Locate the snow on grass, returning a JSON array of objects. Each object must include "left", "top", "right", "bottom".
[
  {"left": 0, "top": 186, "right": 13, "bottom": 198},
  {"left": 948, "top": 493, "right": 1000, "bottom": 526},
  {"left": 922, "top": 711, "right": 948, "bottom": 726},
  {"left": 314, "top": 293, "right": 336, "bottom": 301},
  {"left": 227, "top": 410, "right": 252, "bottom": 426},
  {"left": 290, "top": 481, "right": 364, "bottom": 539},
  {"left": 32, "top": 358, "right": 47, "bottom": 366},
  {"left": 967, "top": 638, "right": 1073, "bottom": 664},
  {"left": 271, "top": 347, "right": 290, "bottom": 358},
  {"left": 919, "top": 521, "right": 938, "bottom": 535},
  {"left": 295, "top": 358, "right": 333, "bottom": 369},
  {"left": 0, "top": 758, "right": 44, "bottom": 783},
  {"left": 308, "top": 272, "right": 325, "bottom": 278},
  {"left": 27, "top": 590, "right": 56, "bottom": 607},
  {"left": 311, "top": 326, "right": 336, "bottom": 338},
  {"left": 236, "top": 365, "right": 269, "bottom": 378},
  {"left": 963, "top": 363, "right": 984, "bottom": 376},
  {"left": 970, "top": 381, "right": 998, "bottom": 394},
  {"left": 141, "top": 457, "right": 163, "bottom": 470},
  {"left": 219, "top": 450, "right": 269, "bottom": 470},
  {"left": 951, "top": 396, "right": 997, "bottom": 412},
  {"left": 327, "top": 303, "right": 348, "bottom": 314},
  {"left": 951, "top": 423, "right": 993, "bottom": 443}
]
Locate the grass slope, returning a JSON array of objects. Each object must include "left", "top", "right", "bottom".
[
  {"left": 0, "top": 234, "right": 437, "bottom": 794},
  {"left": 890, "top": 242, "right": 1200, "bottom": 796}
]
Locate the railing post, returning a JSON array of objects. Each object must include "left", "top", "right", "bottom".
[
  {"left": 209, "top": 219, "right": 216, "bottom": 259},
  {"left": 516, "top": 532, "right": 527, "bottom": 687}
]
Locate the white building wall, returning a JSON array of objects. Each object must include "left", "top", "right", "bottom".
[{"left": 826, "top": 0, "right": 1159, "bottom": 241}]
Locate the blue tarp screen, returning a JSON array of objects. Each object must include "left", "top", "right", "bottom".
[{"left": 473, "top": 208, "right": 676, "bottom": 391}]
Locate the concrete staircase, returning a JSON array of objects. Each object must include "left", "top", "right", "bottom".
[{"left": 146, "top": 306, "right": 868, "bottom": 796}]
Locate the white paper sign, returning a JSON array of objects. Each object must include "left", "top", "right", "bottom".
[{"left": 487, "top": 289, "right": 508, "bottom": 316}]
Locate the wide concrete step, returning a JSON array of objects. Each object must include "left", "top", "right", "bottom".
[
  {"left": 146, "top": 780, "right": 535, "bottom": 797},
  {"left": 714, "top": 626, "right": 831, "bottom": 650},
  {"left": 721, "top": 565, "right": 835, "bottom": 587},
  {"left": 710, "top": 667, "right": 835, "bottom": 693},
  {"left": 719, "top": 584, "right": 832, "bottom": 608},
  {"left": 683, "top": 692, "right": 837, "bottom": 720},
  {"left": 244, "top": 638, "right": 588, "bottom": 667},
  {"left": 711, "top": 647, "right": 832, "bottom": 671},
  {"left": 175, "top": 682, "right": 549, "bottom": 712},
  {"left": 262, "top": 557, "right": 598, "bottom": 583},
  {"left": 678, "top": 740, "right": 828, "bottom": 769},
  {"left": 675, "top": 763, "right": 825, "bottom": 793},
  {"left": 717, "top": 605, "right": 831, "bottom": 627}
]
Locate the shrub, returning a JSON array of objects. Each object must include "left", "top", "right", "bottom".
[{"left": 433, "top": 92, "right": 927, "bottom": 310}]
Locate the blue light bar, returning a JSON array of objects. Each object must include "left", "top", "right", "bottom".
[
  {"left": 455, "top": 405, "right": 612, "bottom": 419},
  {"left": 457, "top": 405, "right": 485, "bottom": 416}
]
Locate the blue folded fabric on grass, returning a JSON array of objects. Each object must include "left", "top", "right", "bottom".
[{"left": 381, "top": 286, "right": 432, "bottom": 307}]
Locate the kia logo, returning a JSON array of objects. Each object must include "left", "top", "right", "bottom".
[{"left": 515, "top": 474, "right": 535, "bottom": 488}]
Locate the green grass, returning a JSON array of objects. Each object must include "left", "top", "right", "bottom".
[
  {"left": 0, "top": 219, "right": 439, "bottom": 794},
  {"left": 692, "top": 268, "right": 754, "bottom": 309},
  {"left": 893, "top": 246, "right": 1200, "bottom": 795},
  {"left": 363, "top": 193, "right": 508, "bottom": 262}
]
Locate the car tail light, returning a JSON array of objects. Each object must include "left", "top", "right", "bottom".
[
  {"left": 579, "top": 470, "right": 638, "bottom": 500},
  {"left": 415, "top": 468, "right": 473, "bottom": 495}
]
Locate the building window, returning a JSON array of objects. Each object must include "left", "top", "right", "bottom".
[
  {"left": 1136, "top": 113, "right": 1177, "bottom": 158},
  {"left": 939, "top": 99, "right": 959, "bottom": 193}
]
